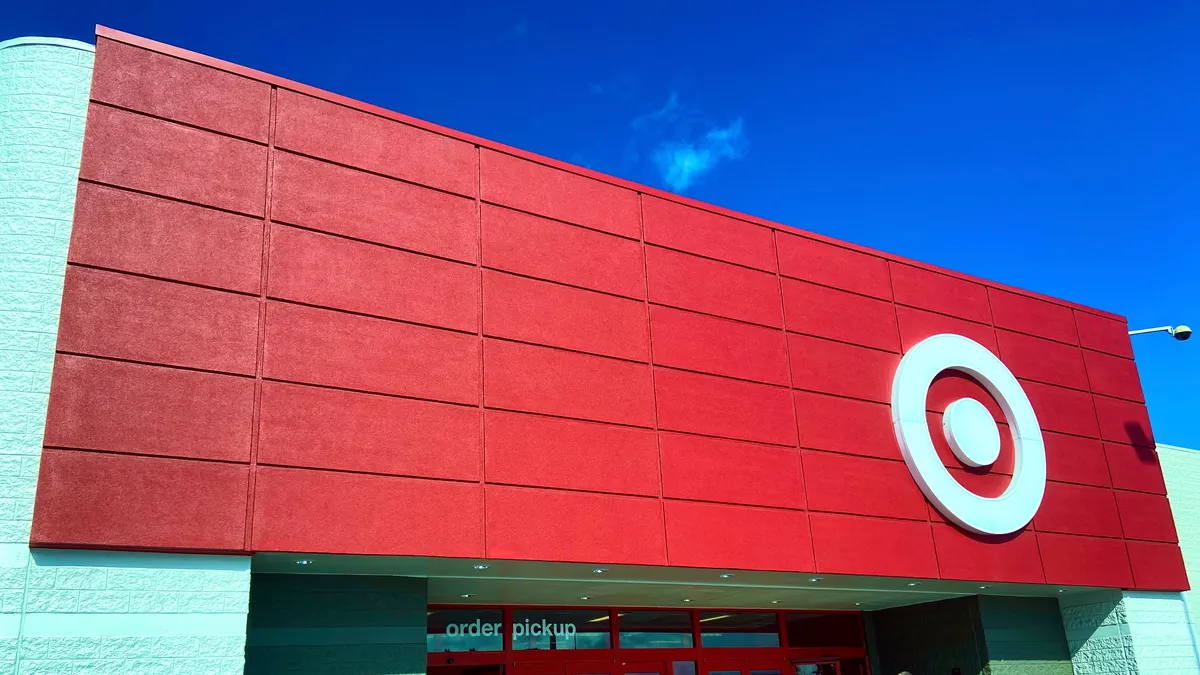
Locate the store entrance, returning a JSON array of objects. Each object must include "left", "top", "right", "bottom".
[{"left": 428, "top": 607, "right": 869, "bottom": 675}]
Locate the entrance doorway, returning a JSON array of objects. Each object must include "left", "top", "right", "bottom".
[{"left": 428, "top": 607, "right": 870, "bottom": 675}]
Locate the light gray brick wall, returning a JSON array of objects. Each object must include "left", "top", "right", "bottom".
[
  {"left": 0, "top": 37, "right": 252, "bottom": 675},
  {"left": 1059, "top": 587, "right": 1200, "bottom": 673}
]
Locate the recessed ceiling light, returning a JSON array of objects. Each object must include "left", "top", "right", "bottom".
[
  {"left": 809, "top": 577, "right": 822, "bottom": 583},
  {"left": 683, "top": 598, "right": 692, "bottom": 603},
  {"left": 593, "top": 568, "right": 608, "bottom": 574},
  {"left": 907, "top": 582, "right": 921, "bottom": 587},
  {"left": 719, "top": 573, "right": 734, "bottom": 579},
  {"left": 295, "top": 560, "right": 313, "bottom": 566},
  {"left": 580, "top": 596, "right": 591, "bottom": 600},
  {"left": 473, "top": 564, "right": 489, "bottom": 570},
  {"left": 854, "top": 602, "right": 862, "bottom": 606},
  {"left": 978, "top": 585, "right": 988, "bottom": 590},
  {"left": 461, "top": 593, "right": 474, "bottom": 598},
  {"left": 770, "top": 600, "right": 780, "bottom": 604},
  {"left": 1058, "top": 589, "right": 1067, "bottom": 593}
]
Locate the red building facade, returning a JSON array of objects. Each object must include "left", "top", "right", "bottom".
[{"left": 31, "top": 26, "right": 1185, "bottom": 596}]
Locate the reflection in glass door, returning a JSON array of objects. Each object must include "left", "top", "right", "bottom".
[
  {"left": 620, "top": 662, "right": 666, "bottom": 675},
  {"left": 793, "top": 662, "right": 838, "bottom": 675}
]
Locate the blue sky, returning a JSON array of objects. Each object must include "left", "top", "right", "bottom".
[{"left": 8, "top": 1, "right": 1198, "bottom": 446}]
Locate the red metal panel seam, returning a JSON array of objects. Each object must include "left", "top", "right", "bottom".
[
  {"left": 1072, "top": 309, "right": 1135, "bottom": 589},
  {"left": 91, "top": 26, "right": 1128, "bottom": 323},
  {"left": 638, "top": 193, "right": 670, "bottom": 565},
  {"left": 476, "top": 145, "right": 488, "bottom": 558},
  {"left": 989, "top": 284, "right": 1051, "bottom": 584},
  {"left": 885, "top": 260, "right": 943, "bottom": 580},
  {"left": 243, "top": 86, "right": 278, "bottom": 552},
  {"left": 772, "top": 229, "right": 816, "bottom": 571}
]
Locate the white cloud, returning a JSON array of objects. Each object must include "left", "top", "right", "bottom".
[{"left": 630, "top": 93, "right": 747, "bottom": 192}]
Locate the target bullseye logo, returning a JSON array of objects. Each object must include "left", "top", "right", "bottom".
[{"left": 891, "top": 334, "right": 1047, "bottom": 535}]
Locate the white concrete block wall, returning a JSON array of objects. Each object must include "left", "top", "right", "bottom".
[
  {"left": 1160, "top": 444, "right": 1200, "bottom": 628},
  {"left": 0, "top": 37, "right": 252, "bottom": 674}
]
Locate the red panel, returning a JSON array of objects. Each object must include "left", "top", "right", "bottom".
[
  {"left": 485, "top": 485, "right": 665, "bottom": 564},
  {"left": 31, "top": 449, "right": 247, "bottom": 551},
  {"left": 484, "top": 271, "right": 649, "bottom": 362},
  {"left": 275, "top": 90, "right": 476, "bottom": 196},
  {"left": 44, "top": 355, "right": 254, "bottom": 463},
  {"left": 272, "top": 151, "right": 477, "bottom": 263},
  {"left": 1104, "top": 442, "right": 1166, "bottom": 494},
  {"left": 80, "top": 104, "right": 267, "bottom": 216},
  {"left": 932, "top": 525, "right": 1045, "bottom": 583},
  {"left": 995, "top": 330, "right": 1089, "bottom": 391},
  {"left": 776, "top": 232, "right": 891, "bottom": 300},
  {"left": 782, "top": 279, "right": 899, "bottom": 352},
  {"left": 263, "top": 301, "right": 479, "bottom": 404},
  {"left": 794, "top": 392, "right": 899, "bottom": 460},
  {"left": 1093, "top": 396, "right": 1156, "bottom": 447},
  {"left": 57, "top": 267, "right": 259, "bottom": 375},
  {"left": 809, "top": 513, "right": 939, "bottom": 578},
  {"left": 1044, "top": 432, "right": 1110, "bottom": 488},
  {"left": 664, "top": 500, "right": 813, "bottom": 572},
  {"left": 257, "top": 381, "right": 480, "bottom": 481},
  {"left": 928, "top": 468, "right": 1012, "bottom": 514},
  {"left": 646, "top": 246, "right": 782, "bottom": 328},
  {"left": 1127, "top": 541, "right": 1189, "bottom": 591},
  {"left": 484, "top": 339, "right": 654, "bottom": 427},
  {"left": 70, "top": 182, "right": 263, "bottom": 294},
  {"left": 1037, "top": 533, "right": 1133, "bottom": 587},
  {"left": 789, "top": 334, "right": 898, "bottom": 403},
  {"left": 1034, "top": 482, "right": 1122, "bottom": 538},
  {"left": 896, "top": 306, "right": 998, "bottom": 355},
  {"left": 1114, "top": 491, "right": 1178, "bottom": 543},
  {"left": 92, "top": 38, "right": 270, "bottom": 141},
  {"left": 485, "top": 410, "right": 659, "bottom": 496},
  {"left": 1083, "top": 350, "right": 1144, "bottom": 403},
  {"left": 660, "top": 433, "right": 805, "bottom": 509},
  {"left": 1074, "top": 311, "right": 1134, "bottom": 358},
  {"left": 925, "top": 371, "right": 1003, "bottom": 422},
  {"left": 650, "top": 306, "right": 788, "bottom": 386},
  {"left": 654, "top": 368, "right": 796, "bottom": 446},
  {"left": 252, "top": 466, "right": 483, "bottom": 557},
  {"left": 270, "top": 224, "right": 478, "bottom": 332},
  {"left": 642, "top": 195, "right": 776, "bottom": 271},
  {"left": 480, "top": 150, "right": 640, "bottom": 238},
  {"left": 890, "top": 263, "right": 991, "bottom": 324},
  {"left": 1021, "top": 380, "right": 1100, "bottom": 438},
  {"left": 802, "top": 451, "right": 927, "bottom": 521},
  {"left": 988, "top": 288, "right": 1078, "bottom": 345},
  {"left": 481, "top": 204, "right": 645, "bottom": 299}
]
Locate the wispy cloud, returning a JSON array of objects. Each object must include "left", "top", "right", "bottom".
[{"left": 628, "top": 93, "right": 747, "bottom": 192}]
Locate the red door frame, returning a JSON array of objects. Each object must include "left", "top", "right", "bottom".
[{"left": 426, "top": 605, "right": 869, "bottom": 674}]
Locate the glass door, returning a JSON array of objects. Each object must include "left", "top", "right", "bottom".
[
  {"left": 702, "top": 659, "right": 787, "bottom": 675},
  {"left": 792, "top": 662, "right": 839, "bottom": 675},
  {"left": 620, "top": 661, "right": 667, "bottom": 675}
]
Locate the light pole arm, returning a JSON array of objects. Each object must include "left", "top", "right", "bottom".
[{"left": 1128, "top": 326, "right": 1175, "bottom": 336}]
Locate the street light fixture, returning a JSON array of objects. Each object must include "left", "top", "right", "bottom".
[{"left": 1128, "top": 325, "right": 1191, "bottom": 341}]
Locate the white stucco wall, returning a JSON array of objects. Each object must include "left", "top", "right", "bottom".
[{"left": 0, "top": 36, "right": 251, "bottom": 674}]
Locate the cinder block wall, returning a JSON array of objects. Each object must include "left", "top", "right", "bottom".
[
  {"left": 1161, "top": 444, "right": 1200, "bottom": 626},
  {"left": 0, "top": 36, "right": 252, "bottom": 675},
  {"left": 245, "top": 574, "right": 428, "bottom": 675}
]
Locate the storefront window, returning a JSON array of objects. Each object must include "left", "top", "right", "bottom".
[
  {"left": 784, "top": 612, "right": 862, "bottom": 648},
  {"left": 427, "top": 608, "right": 503, "bottom": 652},
  {"left": 699, "top": 611, "right": 779, "bottom": 647},
  {"left": 512, "top": 609, "right": 612, "bottom": 650},
  {"left": 618, "top": 611, "right": 694, "bottom": 648}
]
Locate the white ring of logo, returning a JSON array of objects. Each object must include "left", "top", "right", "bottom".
[{"left": 891, "top": 333, "right": 1046, "bottom": 535}]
